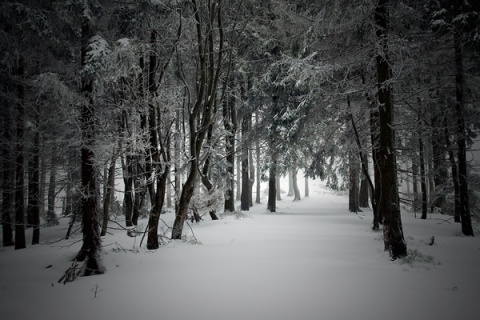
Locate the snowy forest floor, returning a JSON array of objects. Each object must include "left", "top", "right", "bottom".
[{"left": 1, "top": 181, "right": 479, "bottom": 320}]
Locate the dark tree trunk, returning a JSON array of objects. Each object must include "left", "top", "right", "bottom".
[
  {"left": 1, "top": 102, "right": 14, "bottom": 247},
  {"left": 417, "top": 110, "right": 428, "bottom": 219},
  {"left": 267, "top": 153, "right": 277, "bottom": 212},
  {"left": 74, "top": 19, "right": 104, "bottom": 276},
  {"left": 444, "top": 117, "right": 461, "bottom": 222},
  {"left": 146, "top": 164, "right": 170, "bottom": 249},
  {"left": 255, "top": 112, "right": 261, "bottom": 204},
  {"left": 241, "top": 114, "right": 250, "bottom": 211},
  {"left": 431, "top": 113, "right": 447, "bottom": 211},
  {"left": 453, "top": 25, "right": 473, "bottom": 236},
  {"left": 200, "top": 124, "right": 219, "bottom": 221},
  {"left": 123, "top": 154, "right": 134, "bottom": 227},
  {"left": 370, "top": 107, "right": 381, "bottom": 230},
  {"left": 45, "top": 153, "right": 58, "bottom": 226},
  {"left": 418, "top": 135, "right": 428, "bottom": 220},
  {"left": 29, "top": 101, "right": 41, "bottom": 244},
  {"left": 223, "top": 77, "right": 236, "bottom": 212},
  {"left": 14, "top": 55, "right": 26, "bottom": 250},
  {"left": 359, "top": 155, "right": 370, "bottom": 208},
  {"left": 348, "top": 154, "right": 360, "bottom": 213},
  {"left": 374, "top": 0, "right": 407, "bottom": 259}
]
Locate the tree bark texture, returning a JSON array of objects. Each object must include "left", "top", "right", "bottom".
[
  {"left": 74, "top": 19, "right": 104, "bottom": 275},
  {"left": 374, "top": 0, "right": 407, "bottom": 259}
]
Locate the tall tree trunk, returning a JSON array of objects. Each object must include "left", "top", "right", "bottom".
[
  {"left": 240, "top": 114, "right": 249, "bottom": 211},
  {"left": 1, "top": 101, "right": 14, "bottom": 247},
  {"left": 223, "top": 76, "right": 236, "bottom": 212},
  {"left": 14, "top": 55, "right": 26, "bottom": 250},
  {"left": 249, "top": 148, "right": 254, "bottom": 207},
  {"left": 45, "top": 153, "right": 58, "bottom": 226},
  {"left": 100, "top": 157, "right": 116, "bottom": 237},
  {"left": 255, "top": 112, "right": 261, "bottom": 204},
  {"left": 370, "top": 107, "right": 381, "bottom": 230},
  {"left": 444, "top": 117, "right": 461, "bottom": 222},
  {"left": 431, "top": 113, "right": 447, "bottom": 211},
  {"left": 374, "top": 0, "right": 407, "bottom": 259},
  {"left": 29, "top": 101, "right": 41, "bottom": 244},
  {"left": 417, "top": 109, "right": 428, "bottom": 220},
  {"left": 74, "top": 19, "right": 104, "bottom": 275},
  {"left": 453, "top": 24, "right": 473, "bottom": 236},
  {"left": 418, "top": 134, "right": 428, "bottom": 219}
]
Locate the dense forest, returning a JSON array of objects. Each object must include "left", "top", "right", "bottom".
[{"left": 1, "top": 0, "right": 479, "bottom": 275}]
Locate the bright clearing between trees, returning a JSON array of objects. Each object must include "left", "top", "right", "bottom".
[{"left": 0, "top": 181, "right": 478, "bottom": 320}]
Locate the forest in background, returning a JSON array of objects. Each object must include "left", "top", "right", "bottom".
[{"left": 1, "top": 0, "right": 479, "bottom": 275}]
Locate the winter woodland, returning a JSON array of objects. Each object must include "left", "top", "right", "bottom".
[{"left": 1, "top": 1, "right": 479, "bottom": 317}]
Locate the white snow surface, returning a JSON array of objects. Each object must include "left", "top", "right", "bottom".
[{"left": 1, "top": 181, "right": 479, "bottom": 320}]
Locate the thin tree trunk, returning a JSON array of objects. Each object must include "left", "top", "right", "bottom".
[
  {"left": 14, "top": 55, "right": 26, "bottom": 250},
  {"left": 1, "top": 102, "right": 14, "bottom": 247},
  {"left": 29, "top": 103, "right": 40, "bottom": 244},
  {"left": 418, "top": 109, "right": 428, "bottom": 220},
  {"left": 276, "top": 173, "right": 282, "bottom": 201},
  {"left": 304, "top": 174, "right": 309, "bottom": 198},
  {"left": 453, "top": 25, "right": 473, "bottom": 236},
  {"left": 444, "top": 117, "right": 461, "bottom": 222},
  {"left": 255, "top": 112, "right": 261, "bottom": 204},
  {"left": 100, "top": 157, "right": 116, "bottom": 237},
  {"left": 241, "top": 114, "right": 249, "bottom": 211},
  {"left": 223, "top": 76, "right": 236, "bottom": 212}
]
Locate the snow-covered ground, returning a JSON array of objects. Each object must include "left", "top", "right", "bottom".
[{"left": 1, "top": 181, "right": 479, "bottom": 320}]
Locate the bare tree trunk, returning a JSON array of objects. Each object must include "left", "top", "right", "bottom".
[
  {"left": 453, "top": 24, "right": 473, "bottom": 236},
  {"left": 348, "top": 153, "right": 359, "bottom": 213},
  {"left": 444, "top": 117, "right": 461, "bottom": 222},
  {"left": 100, "top": 157, "right": 116, "bottom": 237},
  {"left": 1, "top": 101, "right": 14, "bottom": 247},
  {"left": 223, "top": 76, "right": 236, "bottom": 212},
  {"left": 255, "top": 113, "right": 261, "bottom": 204},
  {"left": 74, "top": 19, "right": 104, "bottom": 275},
  {"left": 29, "top": 101, "right": 41, "bottom": 244},
  {"left": 241, "top": 114, "right": 249, "bottom": 211},
  {"left": 14, "top": 55, "right": 26, "bottom": 250},
  {"left": 374, "top": 0, "right": 407, "bottom": 259}
]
